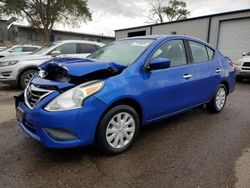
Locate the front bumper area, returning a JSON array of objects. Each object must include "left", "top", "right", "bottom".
[
  {"left": 235, "top": 66, "right": 250, "bottom": 78},
  {"left": 0, "top": 66, "right": 18, "bottom": 85},
  {"left": 15, "top": 91, "right": 107, "bottom": 148}
]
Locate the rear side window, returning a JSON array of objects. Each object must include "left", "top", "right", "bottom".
[
  {"left": 151, "top": 40, "right": 187, "bottom": 67},
  {"left": 189, "top": 41, "right": 209, "bottom": 63},
  {"left": 206, "top": 47, "right": 214, "bottom": 60},
  {"left": 23, "top": 47, "right": 39, "bottom": 52},
  {"left": 55, "top": 43, "right": 77, "bottom": 54},
  {"left": 77, "top": 43, "right": 96, "bottom": 54}
]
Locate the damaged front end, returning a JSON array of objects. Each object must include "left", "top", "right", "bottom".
[
  {"left": 38, "top": 57, "right": 126, "bottom": 87},
  {"left": 17, "top": 57, "right": 126, "bottom": 111}
]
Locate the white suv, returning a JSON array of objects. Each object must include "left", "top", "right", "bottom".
[
  {"left": 0, "top": 45, "right": 40, "bottom": 58},
  {"left": 234, "top": 52, "right": 250, "bottom": 81},
  {"left": 0, "top": 40, "right": 104, "bottom": 89}
]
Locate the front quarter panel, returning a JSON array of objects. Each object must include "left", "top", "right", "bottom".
[{"left": 94, "top": 68, "right": 147, "bottom": 122}]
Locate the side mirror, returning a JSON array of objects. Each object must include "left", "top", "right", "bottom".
[
  {"left": 147, "top": 58, "right": 171, "bottom": 70},
  {"left": 51, "top": 50, "right": 61, "bottom": 57},
  {"left": 8, "top": 50, "right": 13, "bottom": 53},
  {"left": 242, "top": 52, "right": 247, "bottom": 56}
]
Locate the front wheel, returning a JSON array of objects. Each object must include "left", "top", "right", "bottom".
[
  {"left": 96, "top": 105, "right": 140, "bottom": 155},
  {"left": 19, "top": 69, "right": 38, "bottom": 89},
  {"left": 207, "top": 84, "right": 227, "bottom": 113}
]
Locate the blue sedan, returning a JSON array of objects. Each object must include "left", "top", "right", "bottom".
[{"left": 15, "top": 35, "right": 236, "bottom": 154}]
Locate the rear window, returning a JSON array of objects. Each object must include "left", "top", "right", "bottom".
[
  {"left": 77, "top": 43, "right": 97, "bottom": 54},
  {"left": 189, "top": 41, "right": 209, "bottom": 63}
]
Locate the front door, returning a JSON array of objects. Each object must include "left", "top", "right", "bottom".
[{"left": 144, "top": 40, "right": 197, "bottom": 121}]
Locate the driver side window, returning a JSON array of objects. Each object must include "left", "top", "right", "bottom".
[{"left": 151, "top": 40, "right": 187, "bottom": 67}]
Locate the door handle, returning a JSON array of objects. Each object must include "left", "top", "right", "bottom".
[
  {"left": 216, "top": 68, "right": 221, "bottom": 73},
  {"left": 183, "top": 74, "right": 192, "bottom": 79}
]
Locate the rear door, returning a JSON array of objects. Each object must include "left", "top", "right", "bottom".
[
  {"left": 145, "top": 39, "right": 197, "bottom": 121},
  {"left": 187, "top": 40, "right": 222, "bottom": 103}
]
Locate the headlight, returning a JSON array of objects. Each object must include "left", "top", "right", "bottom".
[
  {"left": 0, "top": 60, "right": 19, "bottom": 67},
  {"left": 234, "top": 60, "right": 242, "bottom": 66},
  {"left": 44, "top": 81, "right": 104, "bottom": 111}
]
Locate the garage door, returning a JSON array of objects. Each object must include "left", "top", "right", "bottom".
[{"left": 218, "top": 18, "right": 250, "bottom": 61}]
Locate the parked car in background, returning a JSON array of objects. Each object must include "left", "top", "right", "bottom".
[
  {"left": 234, "top": 51, "right": 250, "bottom": 81},
  {"left": 0, "top": 40, "right": 104, "bottom": 89},
  {"left": 15, "top": 35, "right": 236, "bottom": 154},
  {"left": 0, "top": 46, "right": 7, "bottom": 52},
  {"left": 0, "top": 45, "right": 40, "bottom": 58}
]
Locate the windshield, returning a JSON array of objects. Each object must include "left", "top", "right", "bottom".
[
  {"left": 32, "top": 42, "right": 57, "bottom": 55},
  {"left": 88, "top": 39, "right": 154, "bottom": 66}
]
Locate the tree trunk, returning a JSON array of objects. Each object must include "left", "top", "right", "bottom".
[{"left": 43, "top": 29, "right": 50, "bottom": 42}]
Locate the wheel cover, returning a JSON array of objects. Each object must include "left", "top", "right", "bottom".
[
  {"left": 215, "top": 87, "right": 226, "bottom": 110},
  {"left": 106, "top": 112, "right": 136, "bottom": 149},
  {"left": 24, "top": 72, "right": 35, "bottom": 86}
]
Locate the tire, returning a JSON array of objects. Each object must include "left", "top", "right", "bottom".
[
  {"left": 207, "top": 84, "right": 227, "bottom": 113},
  {"left": 96, "top": 105, "right": 140, "bottom": 155},
  {"left": 19, "top": 69, "right": 38, "bottom": 89}
]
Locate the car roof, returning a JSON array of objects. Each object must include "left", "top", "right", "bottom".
[
  {"left": 125, "top": 35, "right": 215, "bottom": 49},
  {"left": 125, "top": 35, "right": 201, "bottom": 40},
  {"left": 11, "top": 44, "right": 41, "bottom": 48},
  {"left": 53, "top": 40, "right": 105, "bottom": 47}
]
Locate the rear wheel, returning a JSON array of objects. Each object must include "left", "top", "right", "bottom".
[
  {"left": 207, "top": 84, "right": 227, "bottom": 113},
  {"left": 96, "top": 105, "right": 140, "bottom": 155},
  {"left": 19, "top": 69, "right": 38, "bottom": 89}
]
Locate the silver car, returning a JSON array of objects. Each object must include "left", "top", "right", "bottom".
[
  {"left": 0, "top": 40, "right": 104, "bottom": 89},
  {"left": 234, "top": 52, "right": 250, "bottom": 81},
  {"left": 0, "top": 45, "right": 40, "bottom": 58}
]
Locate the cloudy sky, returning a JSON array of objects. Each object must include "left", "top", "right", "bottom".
[{"left": 60, "top": 0, "right": 250, "bottom": 37}]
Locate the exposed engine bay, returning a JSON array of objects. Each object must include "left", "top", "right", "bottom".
[{"left": 38, "top": 57, "right": 126, "bottom": 86}]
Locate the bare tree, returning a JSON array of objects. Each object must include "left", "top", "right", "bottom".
[
  {"left": 148, "top": 0, "right": 165, "bottom": 23},
  {"left": 148, "top": 0, "right": 190, "bottom": 23}
]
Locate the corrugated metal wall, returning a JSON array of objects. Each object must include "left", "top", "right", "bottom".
[
  {"left": 152, "top": 18, "right": 209, "bottom": 41},
  {"left": 115, "top": 10, "right": 250, "bottom": 49}
]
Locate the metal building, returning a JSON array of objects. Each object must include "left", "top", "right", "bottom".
[
  {"left": 115, "top": 9, "right": 250, "bottom": 61},
  {"left": 0, "top": 20, "right": 115, "bottom": 45}
]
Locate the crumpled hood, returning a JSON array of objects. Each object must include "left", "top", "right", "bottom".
[
  {"left": 39, "top": 57, "right": 126, "bottom": 77},
  {"left": 33, "top": 57, "right": 126, "bottom": 89}
]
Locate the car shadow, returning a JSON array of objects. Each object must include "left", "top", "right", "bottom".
[
  {"left": 236, "top": 78, "right": 250, "bottom": 84},
  {"left": 0, "top": 83, "right": 22, "bottom": 92},
  {"left": 39, "top": 107, "right": 207, "bottom": 162}
]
